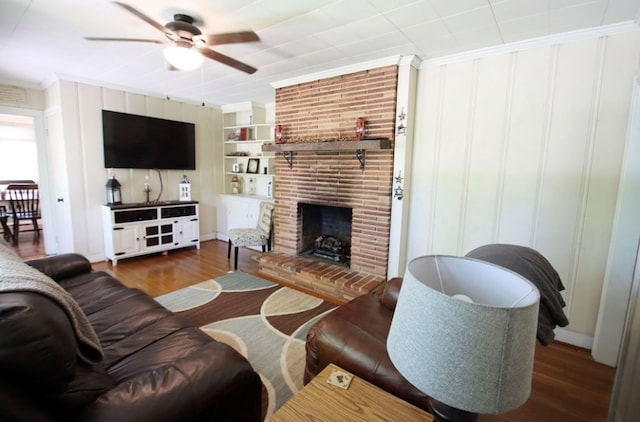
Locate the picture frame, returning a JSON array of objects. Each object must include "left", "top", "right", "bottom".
[{"left": 247, "top": 158, "right": 260, "bottom": 174}]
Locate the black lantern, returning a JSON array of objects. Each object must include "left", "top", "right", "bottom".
[{"left": 106, "top": 176, "right": 122, "bottom": 205}]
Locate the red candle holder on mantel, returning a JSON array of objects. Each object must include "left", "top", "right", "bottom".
[
  {"left": 355, "top": 117, "right": 365, "bottom": 141},
  {"left": 274, "top": 124, "right": 285, "bottom": 144}
]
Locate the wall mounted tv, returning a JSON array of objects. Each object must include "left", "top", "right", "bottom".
[{"left": 102, "top": 110, "right": 196, "bottom": 170}]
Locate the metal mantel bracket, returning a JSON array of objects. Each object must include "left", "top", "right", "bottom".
[
  {"left": 282, "top": 151, "right": 294, "bottom": 169},
  {"left": 356, "top": 149, "right": 366, "bottom": 170}
]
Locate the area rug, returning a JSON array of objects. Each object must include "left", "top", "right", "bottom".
[{"left": 154, "top": 271, "right": 336, "bottom": 419}]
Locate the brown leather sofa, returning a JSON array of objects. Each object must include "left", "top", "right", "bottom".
[
  {"left": 0, "top": 246, "right": 261, "bottom": 421},
  {"left": 304, "top": 244, "right": 569, "bottom": 413}
]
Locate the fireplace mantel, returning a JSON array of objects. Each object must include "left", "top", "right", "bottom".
[{"left": 262, "top": 139, "right": 391, "bottom": 169}]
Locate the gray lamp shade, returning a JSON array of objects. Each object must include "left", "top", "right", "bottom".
[{"left": 387, "top": 255, "right": 540, "bottom": 414}]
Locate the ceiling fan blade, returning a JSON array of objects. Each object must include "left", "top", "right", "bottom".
[
  {"left": 204, "top": 31, "right": 260, "bottom": 46},
  {"left": 196, "top": 47, "right": 257, "bottom": 74},
  {"left": 84, "top": 37, "right": 166, "bottom": 44},
  {"left": 112, "top": 1, "right": 168, "bottom": 34}
]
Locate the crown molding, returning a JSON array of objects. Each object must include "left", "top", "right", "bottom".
[
  {"left": 220, "top": 101, "right": 268, "bottom": 113},
  {"left": 423, "top": 21, "right": 640, "bottom": 68},
  {"left": 399, "top": 55, "right": 422, "bottom": 69},
  {"left": 43, "top": 73, "right": 222, "bottom": 109},
  {"left": 270, "top": 55, "right": 406, "bottom": 89}
]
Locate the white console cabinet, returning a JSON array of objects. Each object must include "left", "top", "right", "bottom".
[{"left": 102, "top": 201, "right": 200, "bottom": 265}]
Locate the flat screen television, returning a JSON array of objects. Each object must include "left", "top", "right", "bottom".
[{"left": 102, "top": 110, "right": 196, "bottom": 170}]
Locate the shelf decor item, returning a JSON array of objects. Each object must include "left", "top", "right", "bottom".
[
  {"left": 247, "top": 177, "right": 256, "bottom": 195},
  {"left": 355, "top": 117, "right": 365, "bottom": 141},
  {"left": 275, "top": 124, "right": 285, "bottom": 144},
  {"left": 231, "top": 175, "right": 241, "bottom": 194},
  {"left": 247, "top": 158, "right": 260, "bottom": 174},
  {"left": 144, "top": 175, "right": 152, "bottom": 203},
  {"left": 237, "top": 127, "right": 253, "bottom": 141},
  {"left": 179, "top": 175, "right": 191, "bottom": 201},
  {"left": 106, "top": 174, "right": 122, "bottom": 205}
]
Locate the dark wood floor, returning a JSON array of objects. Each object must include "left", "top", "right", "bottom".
[{"left": 12, "top": 237, "right": 616, "bottom": 422}]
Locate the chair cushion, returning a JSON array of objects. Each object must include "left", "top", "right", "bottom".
[{"left": 229, "top": 228, "right": 269, "bottom": 247}]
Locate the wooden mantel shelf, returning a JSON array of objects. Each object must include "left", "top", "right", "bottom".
[
  {"left": 262, "top": 139, "right": 391, "bottom": 170},
  {"left": 261, "top": 138, "right": 391, "bottom": 153}
]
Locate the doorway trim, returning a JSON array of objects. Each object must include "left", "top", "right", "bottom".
[
  {"left": 0, "top": 105, "right": 55, "bottom": 254},
  {"left": 592, "top": 73, "right": 640, "bottom": 366}
]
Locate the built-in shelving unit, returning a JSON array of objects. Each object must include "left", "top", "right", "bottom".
[{"left": 223, "top": 104, "right": 275, "bottom": 198}]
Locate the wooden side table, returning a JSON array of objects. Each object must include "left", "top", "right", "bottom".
[{"left": 268, "top": 363, "right": 433, "bottom": 421}]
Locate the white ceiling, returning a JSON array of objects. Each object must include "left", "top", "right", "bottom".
[{"left": 1, "top": 0, "right": 639, "bottom": 107}]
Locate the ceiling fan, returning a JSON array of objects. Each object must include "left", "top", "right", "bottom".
[{"left": 84, "top": 1, "right": 259, "bottom": 74}]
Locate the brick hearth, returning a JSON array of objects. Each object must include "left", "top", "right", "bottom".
[
  {"left": 255, "top": 65, "right": 399, "bottom": 301},
  {"left": 254, "top": 252, "right": 386, "bottom": 305}
]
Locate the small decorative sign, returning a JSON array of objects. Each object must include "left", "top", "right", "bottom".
[{"left": 327, "top": 368, "right": 354, "bottom": 390}]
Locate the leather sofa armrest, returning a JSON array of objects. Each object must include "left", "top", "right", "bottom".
[
  {"left": 26, "top": 253, "right": 92, "bottom": 282},
  {"left": 380, "top": 277, "right": 403, "bottom": 311}
]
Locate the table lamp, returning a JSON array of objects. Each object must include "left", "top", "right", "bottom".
[{"left": 387, "top": 255, "right": 540, "bottom": 422}]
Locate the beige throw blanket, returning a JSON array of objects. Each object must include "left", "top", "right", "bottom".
[{"left": 0, "top": 248, "right": 103, "bottom": 363}]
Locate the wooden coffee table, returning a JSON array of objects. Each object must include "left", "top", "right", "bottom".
[{"left": 268, "top": 363, "right": 433, "bottom": 421}]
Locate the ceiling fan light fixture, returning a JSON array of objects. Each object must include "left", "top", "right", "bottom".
[{"left": 163, "top": 44, "right": 203, "bottom": 71}]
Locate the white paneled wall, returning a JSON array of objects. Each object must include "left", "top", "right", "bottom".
[
  {"left": 45, "top": 81, "right": 222, "bottom": 260},
  {"left": 408, "top": 31, "right": 640, "bottom": 343}
]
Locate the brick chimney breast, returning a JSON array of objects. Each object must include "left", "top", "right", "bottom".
[{"left": 273, "top": 65, "right": 398, "bottom": 278}]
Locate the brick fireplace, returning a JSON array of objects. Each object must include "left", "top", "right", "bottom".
[
  {"left": 273, "top": 149, "right": 394, "bottom": 276},
  {"left": 255, "top": 65, "right": 399, "bottom": 302}
]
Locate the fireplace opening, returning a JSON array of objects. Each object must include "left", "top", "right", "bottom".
[{"left": 299, "top": 203, "right": 352, "bottom": 266}]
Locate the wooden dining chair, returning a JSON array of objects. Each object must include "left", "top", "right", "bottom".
[
  {"left": 0, "top": 205, "right": 11, "bottom": 242},
  {"left": 6, "top": 183, "right": 40, "bottom": 245}
]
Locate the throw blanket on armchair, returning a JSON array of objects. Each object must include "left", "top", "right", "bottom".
[
  {"left": 466, "top": 243, "right": 570, "bottom": 345},
  {"left": 0, "top": 245, "right": 103, "bottom": 363}
]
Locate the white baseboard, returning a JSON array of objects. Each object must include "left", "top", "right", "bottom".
[
  {"left": 86, "top": 253, "right": 106, "bottom": 264},
  {"left": 554, "top": 327, "right": 594, "bottom": 350},
  {"left": 200, "top": 233, "right": 218, "bottom": 242}
]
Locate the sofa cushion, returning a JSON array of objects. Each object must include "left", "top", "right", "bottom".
[
  {"left": 58, "top": 361, "right": 115, "bottom": 407},
  {"left": 0, "top": 292, "right": 77, "bottom": 393},
  {"left": 26, "top": 253, "right": 93, "bottom": 282},
  {"left": 0, "top": 253, "right": 103, "bottom": 363}
]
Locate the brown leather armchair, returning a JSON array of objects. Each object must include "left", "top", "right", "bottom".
[
  {"left": 304, "top": 277, "right": 431, "bottom": 411},
  {"left": 304, "top": 244, "right": 569, "bottom": 413}
]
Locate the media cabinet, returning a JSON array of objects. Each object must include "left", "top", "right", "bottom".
[{"left": 102, "top": 201, "right": 200, "bottom": 266}]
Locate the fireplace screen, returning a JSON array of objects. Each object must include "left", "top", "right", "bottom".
[{"left": 299, "top": 203, "right": 352, "bottom": 265}]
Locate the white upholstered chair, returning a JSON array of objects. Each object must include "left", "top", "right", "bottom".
[{"left": 227, "top": 201, "right": 274, "bottom": 270}]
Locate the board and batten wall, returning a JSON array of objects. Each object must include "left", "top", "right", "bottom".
[
  {"left": 406, "top": 31, "right": 640, "bottom": 349},
  {"left": 43, "top": 80, "right": 223, "bottom": 260}
]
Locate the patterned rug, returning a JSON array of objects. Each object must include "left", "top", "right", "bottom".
[{"left": 155, "top": 271, "right": 336, "bottom": 419}]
